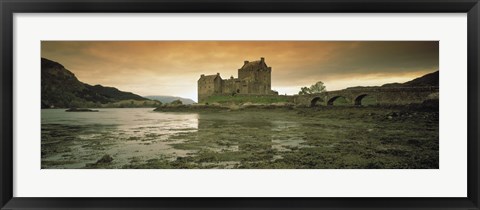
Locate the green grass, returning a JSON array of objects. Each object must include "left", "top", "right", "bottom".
[
  {"left": 360, "top": 95, "right": 377, "bottom": 106},
  {"left": 100, "top": 99, "right": 161, "bottom": 108},
  {"left": 331, "top": 97, "right": 350, "bottom": 106},
  {"left": 331, "top": 95, "right": 377, "bottom": 106}
]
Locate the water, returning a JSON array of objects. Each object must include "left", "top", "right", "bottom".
[
  {"left": 41, "top": 107, "right": 439, "bottom": 169},
  {"left": 41, "top": 108, "right": 306, "bottom": 169}
]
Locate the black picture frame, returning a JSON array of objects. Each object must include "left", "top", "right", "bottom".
[{"left": 1, "top": 0, "right": 479, "bottom": 209}]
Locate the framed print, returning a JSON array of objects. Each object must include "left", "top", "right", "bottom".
[{"left": 1, "top": 0, "right": 479, "bottom": 209}]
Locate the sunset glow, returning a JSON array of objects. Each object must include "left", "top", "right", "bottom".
[{"left": 41, "top": 41, "right": 439, "bottom": 102}]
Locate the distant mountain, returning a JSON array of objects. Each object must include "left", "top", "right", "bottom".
[
  {"left": 41, "top": 58, "right": 152, "bottom": 108},
  {"left": 144, "top": 96, "right": 196, "bottom": 104},
  {"left": 382, "top": 71, "right": 439, "bottom": 88},
  {"left": 88, "top": 84, "right": 145, "bottom": 101}
]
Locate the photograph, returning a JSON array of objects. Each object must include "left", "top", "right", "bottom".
[{"left": 40, "top": 41, "right": 439, "bottom": 169}]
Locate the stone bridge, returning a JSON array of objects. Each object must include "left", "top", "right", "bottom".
[{"left": 293, "top": 86, "right": 439, "bottom": 107}]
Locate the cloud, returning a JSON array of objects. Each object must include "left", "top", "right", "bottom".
[{"left": 41, "top": 41, "right": 439, "bottom": 100}]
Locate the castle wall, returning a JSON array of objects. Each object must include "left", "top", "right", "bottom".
[
  {"left": 198, "top": 58, "right": 274, "bottom": 103},
  {"left": 198, "top": 74, "right": 222, "bottom": 103},
  {"left": 222, "top": 78, "right": 242, "bottom": 95},
  {"left": 237, "top": 67, "right": 271, "bottom": 95}
]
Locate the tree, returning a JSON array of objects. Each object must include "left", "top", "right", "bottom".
[
  {"left": 298, "top": 87, "right": 310, "bottom": 95},
  {"left": 309, "top": 81, "right": 326, "bottom": 94},
  {"left": 298, "top": 81, "right": 327, "bottom": 95},
  {"left": 170, "top": 99, "right": 183, "bottom": 105}
]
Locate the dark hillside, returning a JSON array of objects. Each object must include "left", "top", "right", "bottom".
[
  {"left": 41, "top": 58, "right": 149, "bottom": 108},
  {"left": 382, "top": 71, "right": 439, "bottom": 88}
]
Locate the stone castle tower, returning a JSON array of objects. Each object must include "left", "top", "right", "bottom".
[{"left": 198, "top": 57, "right": 277, "bottom": 103}]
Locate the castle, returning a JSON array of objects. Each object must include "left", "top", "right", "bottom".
[{"left": 198, "top": 57, "right": 278, "bottom": 103}]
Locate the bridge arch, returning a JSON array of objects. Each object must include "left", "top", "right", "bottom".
[
  {"left": 354, "top": 94, "right": 368, "bottom": 106},
  {"left": 310, "top": 97, "right": 322, "bottom": 107},
  {"left": 327, "top": 96, "right": 347, "bottom": 106},
  {"left": 354, "top": 94, "right": 378, "bottom": 106}
]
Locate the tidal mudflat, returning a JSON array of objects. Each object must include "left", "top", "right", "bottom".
[{"left": 41, "top": 106, "right": 438, "bottom": 169}]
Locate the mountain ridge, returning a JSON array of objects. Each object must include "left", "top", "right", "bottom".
[
  {"left": 144, "top": 95, "right": 196, "bottom": 104},
  {"left": 382, "top": 71, "right": 439, "bottom": 88},
  {"left": 346, "top": 70, "right": 439, "bottom": 90},
  {"left": 41, "top": 58, "right": 153, "bottom": 108}
]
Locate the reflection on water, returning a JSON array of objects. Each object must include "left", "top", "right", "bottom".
[
  {"left": 42, "top": 107, "right": 439, "bottom": 169},
  {"left": 271, "top": 121, "right": 307, "bottom": 151},
  {"left": 41, "top": 108, "right": 304, "bottom": 169}
]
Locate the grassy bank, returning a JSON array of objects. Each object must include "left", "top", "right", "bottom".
[{"left": 204, "top": 95, "right": 292, "bottom": 105}]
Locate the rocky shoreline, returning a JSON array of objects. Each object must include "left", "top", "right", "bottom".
[
  {"left": 153, "top": 102, "right": 296, "bottom": 112},
  {"left": 65, "top": 108, "right": 99, "bottom": 112},
  {"left": 153, "top": 99, "right": 439, "bottom": 113}
]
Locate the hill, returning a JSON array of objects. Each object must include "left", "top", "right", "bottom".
[
  {"left": 41, "top": 58, "right": 156, "bottom": 108},
  {"left": 382, "top": 71, "right": 439, "bottom": 88},
  {"left": 144, "top": 95, "right": 196, "bottom": 104}
]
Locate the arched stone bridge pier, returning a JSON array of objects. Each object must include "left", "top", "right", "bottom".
[{"left": 293, "top": 86, "right": 439, "bottom": 107}]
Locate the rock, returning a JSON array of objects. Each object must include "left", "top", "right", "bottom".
[
  {"left": 422, "top": 99, "right": 439, "bottom": 110},
  {"left": 271, "top": 102, "right": 287, "bottom": 106},
  {"left": 65, "top": 108, "right": 99, "bottom": 112},
  {"left": 241, "top": 102, "right": 255, "bottom": 108},
  {"left": 228, "top": 104, "right": 241, "bottom": 110},
  {"left": 96, "top": 154, "right": 113, "bottom": 164},
  {"left": 426, "top": 92, "right": 439, "bottom": 100}
]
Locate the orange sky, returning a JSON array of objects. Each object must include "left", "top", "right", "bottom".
[{"left": 41, "top": 41, "right": 439, "bottom": 102}]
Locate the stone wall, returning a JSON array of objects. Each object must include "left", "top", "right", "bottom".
[{"left": 294, "top": 86, "right": 439, "bottom": 107}]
